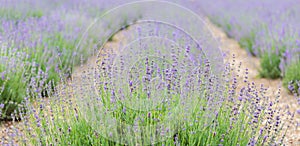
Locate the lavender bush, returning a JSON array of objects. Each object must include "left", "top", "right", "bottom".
[{"left": 2, "top": 55, "right": 294, "bottom": 145}]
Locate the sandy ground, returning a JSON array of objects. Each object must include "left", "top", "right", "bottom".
[{"left": 0, "top": 20, "right": 299, "bottom": 145}]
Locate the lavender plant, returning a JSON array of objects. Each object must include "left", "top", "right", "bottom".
[
  {"left": 283, "top": 61, "right": 300, "bottom": 96},
  {"left": 2, "top": 55, "right": 293, "bottom": 145}
]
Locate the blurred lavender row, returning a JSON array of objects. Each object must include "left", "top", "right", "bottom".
[
  {"left": 194, "top": 0, "right": 300, "bottom": 86},
  {"left": 0, "top": 0, "right": 137, "bottom": 118}
]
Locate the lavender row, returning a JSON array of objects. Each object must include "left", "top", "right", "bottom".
[
  {"left": 194, "top": 0, "right": 300, "bottom": 92},
  {"left": 0, "top": 0, "right": 131, "bottom": 118}
]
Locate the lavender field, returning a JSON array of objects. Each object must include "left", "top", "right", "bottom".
[{"left": 0, "top": 0, "right": 299, "bottom": 145}]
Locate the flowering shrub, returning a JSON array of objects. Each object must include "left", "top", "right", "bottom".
[
  {"left": 259, "top": 52, "right": 281, "bottom": 79},
  {"left": 1, "top": 57, "right": 294, "bottom": 145},
  {"left": 283, "top": 61, "right": 300, "bottom": 96}
]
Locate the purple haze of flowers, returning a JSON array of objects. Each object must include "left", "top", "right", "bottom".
[{"left": 194, "top": 0, "right": 300, "bottom": 74}]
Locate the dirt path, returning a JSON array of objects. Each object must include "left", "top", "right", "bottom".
[{"left": 205, "top": 19, "right": 300, "bottom": 145}]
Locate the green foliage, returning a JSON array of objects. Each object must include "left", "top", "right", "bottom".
[
  {"left": 171, "top": 103, "right": 252, "bottom": 146},
  {"left": 209, "top": 16, "right": 234, "bottom": 38},
  {"left": 0, "top": 8, "right": 43, "bottom": 20},
  {"left": 239, "top": 31, "right": 257, "bottom": 56},
  {"left": 0, "top": 32, "right": 77, "bottom": 118},
  {"left": 37, "top": 117, "right": 114, "bottom": 145},
  {"left": 259, "top": 52, "right": 281, "bottom": 79},
  {"left": 27, "top": 10, "right": 43, "bottom": 19},
  {"left": 283, "top": 61, "right": 300, "bottom": 94},
  {"left": 0, "top": 66, "right": 26, "bottom": 119},
  {"left": 23, "top": 95, "right": 266, "bottom": 146}
]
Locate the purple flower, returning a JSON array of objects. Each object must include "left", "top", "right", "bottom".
[
  {"left": 1, "top": 72, "right": 5, "bottom": 80},
  {"left": 238, "top": 96, "right": 243, "bottom": 101},
  {"left": 0, "top": 103, "right": 4, "bottom": 109},
  {"left": 297, "top": 109, "right": 300, "bottom": 115},
  {"left": 122, "top": 107, "right": 126, "bottom": 114}
]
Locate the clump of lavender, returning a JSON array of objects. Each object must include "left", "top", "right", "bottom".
[
  {"left": 0, "top": 42, "right": 28, "bottom": 119},
  {"left": 1, "top": 55, "right": 293, "bottom": 145},
  {"left": 282, "top": 51, "right": 300, "bottom": 94},
  {"left": 1, "top": 23, "right": 297, "bottom": 145}
]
